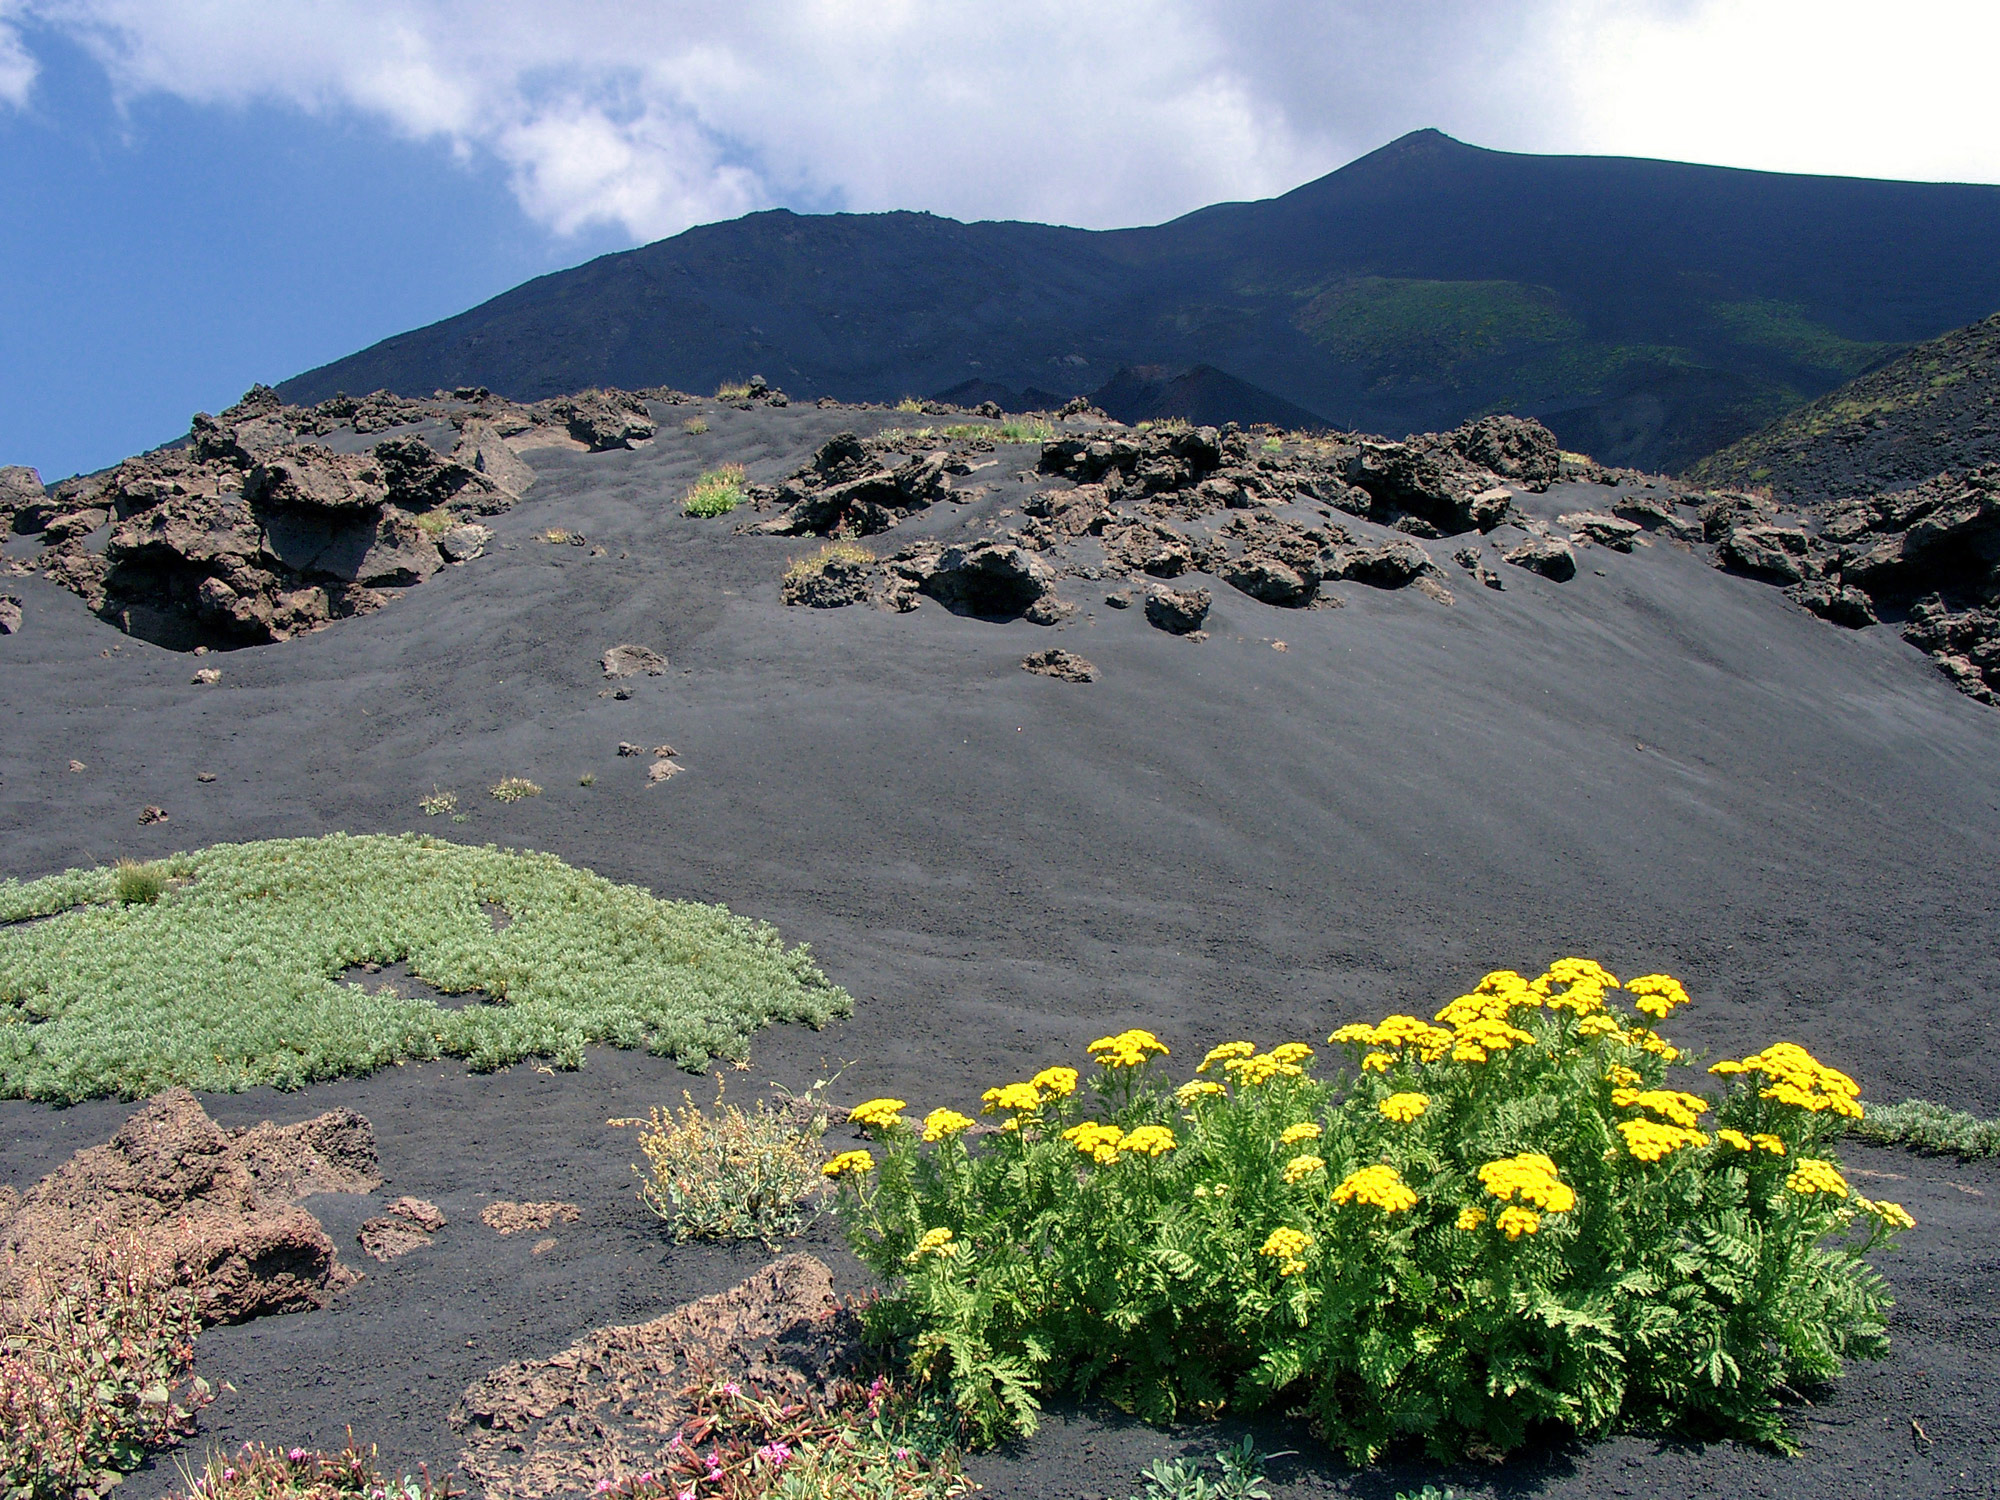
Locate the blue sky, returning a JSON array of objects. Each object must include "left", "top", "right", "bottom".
[{"left": 2, "top": 1, "right": 1994, "bottom": 482}]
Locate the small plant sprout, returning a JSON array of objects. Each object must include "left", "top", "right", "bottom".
[
  {"left": 1129, "top": 1437, "right": 1279, "bottom": 1500},
  {"left": 682, "top": 464, "right": 746, "bottom": 517},
  {"left": 682, "top": 415, "right": 710, "bottom": 435},
  {"left": 419, "top": 788, "right": 458, "bottom": 817},
  {"left": 714, "top": 379, "right": 753, "bottom": 401},
  {"left": 488, "top": 777, "right": 542, "bottom": 802},
  {"left": 113, "top": 857, "right": 169, "bottom": 904},
  {"left": 578, "top": 772, "right": 596, "bottom": 787}
]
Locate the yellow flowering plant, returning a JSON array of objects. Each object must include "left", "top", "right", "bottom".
[{"left": 824, "top": 962, "right": 1906, "bottom": 1462}]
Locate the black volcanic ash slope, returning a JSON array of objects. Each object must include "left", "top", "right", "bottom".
[
  {"left": 276, "top": 131, "right": 2000, "bottom": 474},
  {"left": 1688, "top": 311, "right": 2000, "bottom": 500}
]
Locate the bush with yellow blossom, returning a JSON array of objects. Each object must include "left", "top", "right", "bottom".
[{"left": 823, "top": 964, "right": 1906, "bottom": 1461}]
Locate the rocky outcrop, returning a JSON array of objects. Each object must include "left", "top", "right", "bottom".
[
  {"left": 538, "top": 389, "right": 657, "bottom": 450},
  {"left": 891, "top": 539, "right": 1070, "bottom": 623},
  {"left": 0, "top": 1089, "right": 377, "bottom": 1325},
  {"left": 0, "top": 465, "right": 45, "bottom": 532},
  {"left": 1560, "top": 512, "right": 1642, "bottom": 552},
  {"left": 751, "top": 433, "right": 956, "bottom": 537},
  {"left": 782, "top": 554, "right": 874, "bottom": 607},
  {"left": 1022, "top": 647, "right": 1098, "bottom": 682},
  {"left": 1503, "top": 534, "right": 1578, "bottom": 582},
  {"left": 453, "top": 1254, "right": 859, "bottom": 1500},
  {"left": 0, "top": 595, "right": 20, "bottom": 633},
  {"left": 1450, "top": 415, "right": 1561, "bottom": 491},
  {"left": 1145, "top": 583, "right": 1211, "bottom": 635},
  {"left": 1344, "top": 438, "right": 1515, "bottom": 536},
  {"left": 1330, "top": 537, "right": 1439, "bottom": 590}
]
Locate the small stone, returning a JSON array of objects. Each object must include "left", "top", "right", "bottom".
[
  {"left": 1104, "top": 590, "right": 1131, "bottom": 609},
  {"left": 197, "top": 772, "right": 217, "bottom": 783},
  {"left": 602, "top": 643, "right": 668, "bottom": 679},
  {"left": 616, "top": 741, "right": 643, "bottom": 756},
  {"left": 1021, "top": 647, "right": 1098, "bottom": 682},
  {"left": 68, "top": 759, "right": 85, "bottom": 773},
  {"left": 192, "top": 668, "right": 221, "bottom": 685},
  {"left": 0, "top": 595, "right": 21, "bottom": 634},
  {"left": 646, "top": 759, "right": 682, "bottom": 785},
  {"left": 138, "top": 805, "right": 169, "bottom": 824}
]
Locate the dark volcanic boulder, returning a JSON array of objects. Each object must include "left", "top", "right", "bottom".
[
  {"left": 373, "top": 436, "right": 514, "bottom": 514},
  {"left": 1718, "top": 523, "right": 1814, "bottom": 584},
  {"left": 1344, "top": 439, "right": 1514, "bottom": 535},
  {"left": 1560, "top": 512, "right": 1642, "bottom": 552},
  {"left": 1222, "top": 555, "right": 1317, "bottom": 607},
  {"left": 1450, "top": 415, "right": 1560, "bottom": 492},
  {"left": 1332, "top": 538, "right": 1435, "bottom": 589},
  {"left": 898, "top": 540, "right": 1069, "bottom": 623},
  {"left": 543, "top": 389, "right": 656, "bottom": 450},
  {"left": 0, "top": 464, "right": 44, "bottom": 531},
  {"left": 1788, "top": 580, "right": 1878, "bottom": 628},
  {"left": 1021, "top": 647, "right": 1098, "bottom": 682},
  {"left": 1145, "top": 583, "right": 1212, "bottom": 635},
  {"left": 782, "top": 555, "right": 874, "bottom": 608},
  {"left": 1503, "top": 534, "right": 1578, "bottom": 582},
  {"left": 246, "top": 446, "right": 389, "bottom": 513},
  {"left": 755, "top": 434, "right": 953, "bottom": 537}
]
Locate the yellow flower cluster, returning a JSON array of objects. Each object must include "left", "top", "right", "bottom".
[
  {"left": 1378, "top": 1092, "right": 1430, "bottom": 1123},
  {"left": 1258, "top": 1226, "right": 1312, "bottom": 1275},
  {"left": 1031, "top": 1066, "right": 1079, "bottom": 1098},
  {"left": 1198, "top": 1041, "right": 1255, "bottom": 1073},
  {"left": 1626, "top": 973, "right": 1690, "bottom": 1020},
  {"left": 1122, "top": 1125, "right": 1178, "bottom": 1157},
  {"left": 1476, "top": 1154, "right": 1577, "bottom": 1212},
  {"left": 1611, "top": 1087, "right": 1710, "bottom": 1129},
  {"left": 1710, "top": 1043, "right": 1863, "bottom": 1119},
  {"left": 1714, "top": 1128, "right": 1785, "bottom": 1155},
  {"left": 1088, "top": 1029, "right": 1169, "bottom": 1068},
  {"left": 1217, "top": 1041, "right": 1315, "bottom": 1087},
  {"left": 1496, "top": 1206, "right": 1542, "bottom": 1239},
  {"left": 1455, "top": 1207, "right": 1487, "bottom": 1231},
  {"left": 1282, "top": 1154, "right": 1325, "bottom": 1185},
  {"left": 1856, "top": 1197, "right": 1915, "bottom": 1230},
  {"left": 1450, "top": 1016, "right": 1536, "bottom": 1064},
  {"left": 1331, "top": 1015, "right": 1452, "bottom": 1058},
  {"left": 1532, "top": 958, "right": 1621, "bottom": 1015},
  {"left": 1332, "top": 1164, "right": 1418, "bottom": 1213},
  {"left": 849, "top": 1098, "right": 908, "bottom": 1129},
  {"left": 1063, "top": 1122, "right": 1125, "bottom": 1165},
  {"left": 822, "top": 1149, "right": 874, "bottom": 1178},
  {"left": 1278, "top": 1121, "right": 1323, "bottom": 1146},
  {"left": 1629, "top": 1029, "right": 1681, "bottom": 1062},
  {"left": 907, "top": 1226, "right": 958, "bottom": 1263},
  {"left": 922, "top": 1108, "right": 975, "bottom": 1143},
  {"left": 1606, "top": 1064, "right": 1642, "bottom": 1086},
  {"left": 1176, "top": 1079, "right": 1226, "bottom": 1103},
  {"left": 1617, "top": 1118, "right": 1708, "bottom": 1162},
  {"left": 1785, "top": 1158, "right": 1850, "bottom": 1197},
  {"left": 980, "top": 1082, "right": 1043, "bottom": 1114},
  {"left": 1576, "top": 1014, "right": 1621, "bottom": 1038}
]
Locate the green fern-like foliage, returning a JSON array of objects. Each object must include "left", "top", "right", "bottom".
[
  {"left": 829, "top": 963, "right": 1904, "bottom": 1462},
  {"left": 0, "top": 833, "right": 849, "bottom": 1101}
]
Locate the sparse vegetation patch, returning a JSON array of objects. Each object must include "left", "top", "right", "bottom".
[
  {"left": 684, "top": 463, "right": 747, "bottom": 517},
  {"left": 620, "top": 1078, "right": 831, "bottom": 1246},
  {"left": 1852, "top": 1098, "right": 2000, "bottom": 1159},
  {"left": 0, "top": 833, "right": 851, "bottom": 1100},
  {"left": 487, "top": 777, "right": 541, "bottom": 802}
]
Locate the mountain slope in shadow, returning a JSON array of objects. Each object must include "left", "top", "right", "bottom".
[{"left": 279, "top": 130, "right": 2000, "bottom": 473}]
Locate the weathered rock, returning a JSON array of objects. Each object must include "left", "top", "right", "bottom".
[
  {"left": 1450, "top": 415, "right": 1560, "bottom": 491},
  {"left": 358, "top": 1197, "right": 446, "bottom": 1263},
  {"left": 440, "top": 523, "right": 492, "bottom": 563},
  {"left": 1610, "top": 493, "right": 1699, "bottom": 540},
  {"left": 0, "top": 595, "right": 20, "bottom": 633},
  {"left": 1560, "top": 512, "right": 1641, "bottom": 552},
  {"left": 452, "top": 1255, "right": 859, "bottom": 1500},
  {"left": 1344, "top": 439, "right": 1514, "bottom": 535},
  {"left": 0, "top": 1089, "right": 376, "bottom": 1325},
  {"left": 1718, "top": 523, "right": 1814, "bottom": 584},
  {"left": 1452, "top": 546, "right": 1504, "bottom": 590},
  {"left": 1105, "top": 520, "right": 1195, "bottom": 577},
  {"left": 602, "top": 643, "right": 668, "bottom": 678},
  {"left": 0, "top": 465, "right": 44, "bottom": 531},
  {"left": 543, "top": 389, "right": 656, "bottom": 450},
  {"left": 41, "top": 507, "right": 111, "bottom": 544},
  {"left": 245, "top": 446, "right": 388, "bottom": 513},
  {"left": 1022, "top": 647, "right": 1098, "bottom": 682},
  {"left": 1222, "top": 555, "right": 1317, "bottom": 607},
  {"left": 782, "top": 555, "right": 873, "bottom": 608},
  {"left": 1503, "top": 534, "right": 1578, "bottom": 582},
  {"left": 899, "top": 540, "right": 1068, "bottom": 623},
  {"left": 479, "top": 1201, "right": 580, "bottom": 1236},
  {"left": 451, "top": 420, "right": 538, "bottom": 498},
  {"left": 1787, "top": 580, "right": 1878, "bottom": 628},
  {"left": 373, "top": 436, "right": 514, "bottom": 515},
  {"left": 1145, "top": 583, "right": 1212, "bottom": 635},
  {"left": 1332, "top": 538, "right": 1436, "bottom": 589}
]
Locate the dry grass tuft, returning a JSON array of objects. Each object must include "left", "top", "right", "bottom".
[
  {"left": 488, "top": 778, "right": 542, "bottom": 803},
  {"left": 619, "top": 1078, "right": 830, "bottom": 1246},
  {"left": 783, "top": 539, "right": 876, "bottom": 583}
]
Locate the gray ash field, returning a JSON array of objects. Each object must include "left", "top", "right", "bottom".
[{"left": 3, "top": 392, "right": 1999, "bottom": 1498}]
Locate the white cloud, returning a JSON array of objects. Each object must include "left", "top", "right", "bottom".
[
  {"left": 0, "top": 3, "right": 37, "bottom": 107},
  {"left": 6, "top": 1, "right": 1996, "bottom": 243}
]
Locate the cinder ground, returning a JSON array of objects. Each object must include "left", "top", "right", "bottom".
[{"left": 3, "top": 398, "right": 1998, "bottom": 1498}]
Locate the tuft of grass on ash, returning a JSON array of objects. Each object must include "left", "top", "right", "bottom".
[
  {"left": 488, "top": 777, "right": 541, "bottom": 802},
  {"left": 1852, "top": 1098, "right": 2000, "bottom": 1159},
  {"left": 784, "top": 539, "right": 875, "bottom": 585},
  {"left": 0, "top": 832, "right": 851, "bottom": 1100},
  {"left": 113, "top": 858, "right": 169, "bottom": 905},
  {"left": 683, "top": 463, "right": 746, "bottom": 517}
]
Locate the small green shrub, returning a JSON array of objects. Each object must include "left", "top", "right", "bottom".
[
  {"left": 0, "top": 833, "right": 850, "bottom": 1100},
  {"left": 113, "top": 858, "right": 169, "bottom": 905},
  {"left": 1, "top": 1238, "right": 213, "bottom": 1500},
  {"left": 684, "top": 464, "right": 746, "bottom": 517},
  {"left": 488, "top": 777, "right": 541, "bottom": 802},
  {"left": 412, "top": 508, "right": 457, "bottom": 538},
  {"left": 170, "top": 1438, "right": 451, "bottom": 1500},
  {"left": 828, "top": 961, "right": 1905, "bottom": 1460},
  {"left": 683, "top": 416, "right": 710, "bottom": 435},
  {"left": 785, "top": 540, "right": 875, "bottom": 584},
  {"left": 1128, "top": 1437, "right": 1275, "bottom": 1500},
  {"left": 1852, "top": 1098, "right": 2000, "bottom": 1159},
  {"left": 622, "top": 1078, "right": 830, "bottom": 1246},
  {"left": 418, "top": 789, "right": 457, "bottom": 817},
  {"left": 895, "top": 397, "right": 926, "bottom": 414},
  {"left": 716, "top": 380, "right": 754, "bottom": 401}
]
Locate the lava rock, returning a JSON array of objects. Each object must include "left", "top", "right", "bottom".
[
  {"left": 1021, "top": 647, "right": 1098, "bottom": 682},
  {"left": 1787, "top": 580, "right": 1878, "bottom": 628},
  {"left": 782, "top": 555, "right": 873, "bottom": 608},
  {"left": 1503, "top": 534, "right": 1578, "bottom": 582},
  {"left": 1718, "top": 524, "right": 1814, "bottom": 584},
  {"left": 1333, "top": 538, "right": 1436, "bottom": 589},
  {"left": 1561, "top": 512, "right": 1642, "bottom": 552},
  {"left": 1145, "top": 583, "right": 1212, "bottom": 635},
  {"left": 1222, "top": 555, "right": 1317, "bottom": 607},
  {"left": 602, "top": 643, "right": 669, "bottom": 678}
]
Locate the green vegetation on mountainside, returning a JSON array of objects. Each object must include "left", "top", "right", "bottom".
[{"left": 0, "top": 834, "right": 850, "bottom": 1101}]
